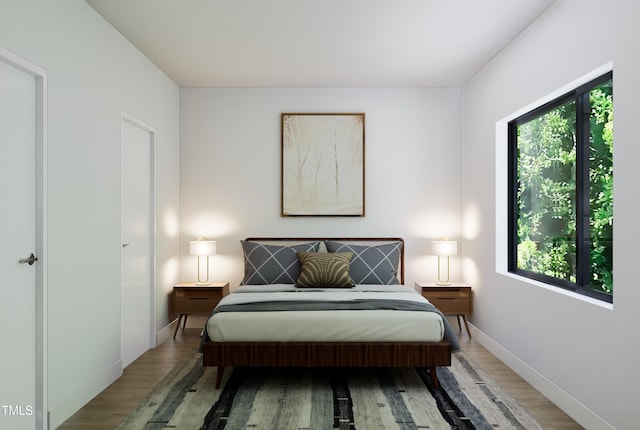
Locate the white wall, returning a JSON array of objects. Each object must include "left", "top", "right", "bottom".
[
  {"left": 180, "top": 88, "right": 462, "bottom": 289},
  {"left": 0, "top": 0, "right": 180, "bottom": 427},
  {"left": 461, "top": 1, "right": 640, "bottom": 429}
]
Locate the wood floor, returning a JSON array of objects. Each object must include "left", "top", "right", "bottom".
[{"left": 58, "top": 326, "right": 583, "bottom": 429}]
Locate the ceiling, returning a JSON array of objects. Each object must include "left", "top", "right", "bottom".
[{"left": 85, "top": 0, "right": 555, "bottom": 88}]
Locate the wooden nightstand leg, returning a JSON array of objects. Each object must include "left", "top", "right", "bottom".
[
  {"left": 173, "top": 314, "right": 183, "bottom": 339},
  {"left": 456, "top": 314, "right": 462, "bottom": 332},
  {"left": 182, "top": 314, "right": 188, "bottom": 329},
  {"left": 462, "top": 314, "right": 471, "bottom": 338}
]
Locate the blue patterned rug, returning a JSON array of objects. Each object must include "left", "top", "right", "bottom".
[{"left": 118, "top": 351, "right": 542, "bottom": 429}]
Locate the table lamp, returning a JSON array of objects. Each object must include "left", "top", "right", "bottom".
[
  {"left": 430, "top": 238, "right": 458, "bottom": 285},
  {"left": 189, "top": 237, "right": 217, "bottom": 284}
]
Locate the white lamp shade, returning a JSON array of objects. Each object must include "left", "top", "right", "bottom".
[
  {"left": 430, "top": 240, "right": 458, "bottom": 256},
  {"left": 189, "top": 239, "right": 217, "bottom": 256}
]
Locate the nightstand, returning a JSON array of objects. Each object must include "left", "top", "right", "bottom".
[
  {"left": 173, "top": 282, "right": 229, "bottom": 338},
  {"left": 415, "top": 282, "right": 472, "bottom": 337}
]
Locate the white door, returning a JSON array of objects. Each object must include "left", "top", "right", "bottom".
[
  {"left": 121, "top": 116, "right": 154, "bottom": 369},
  {"left": 0, "top": 57, "right": 39, "bottom": 428}
]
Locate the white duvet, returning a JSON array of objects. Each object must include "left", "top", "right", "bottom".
[{"left": 206, "top": 284, "right": 445, "bottom": 343}]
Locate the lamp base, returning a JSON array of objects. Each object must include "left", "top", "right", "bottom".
[
  {"left": 435, "top": 282, "right": 452, "bottom": 286},
  {"left": 195, "top": 281, "right": 211, "bottom": 286}
]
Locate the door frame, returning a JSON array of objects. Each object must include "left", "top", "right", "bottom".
[
  {"left": 0, "top": 46, "right": 48, "bottom": 429},
  {"left": 120, "top": 112, "right": 157, "bottom": 349}
]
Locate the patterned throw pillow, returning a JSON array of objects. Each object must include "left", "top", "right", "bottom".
[
  {"left": 240, "top": 241, "right": 321, "bottom": 285},
  {"left": 324, "top": 241, "right": 402, "bottom": 284},
  {"left": 295, "top": 252, "right": 355, "bottom": 288}
]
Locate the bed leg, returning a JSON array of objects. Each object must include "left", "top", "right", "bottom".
[
  {"left": 429, "top": 366, "right": 440, "bottom": 390},
  {"left": 215, "top": 366, "right": 225, "bottom": 389}
]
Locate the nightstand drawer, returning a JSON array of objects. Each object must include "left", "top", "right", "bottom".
[
  {"left": 174, "top": 289, "right": 222, "bottom": 314},
  {"left": 422, "top": 289, "right": 467, "bottom": 299},
  {"left": 416, "top": 284, "right": 472, "bottom": 315},
  {"left": 424, "top": 295, "right": 470, "bottom": 314}
]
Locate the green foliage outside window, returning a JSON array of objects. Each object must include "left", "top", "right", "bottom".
[
  {"left": 588, "top": 84, "right": 613, "bottom": 293},
  {"left": 513, "top": 76, "right": 613, "bottom": 298}
]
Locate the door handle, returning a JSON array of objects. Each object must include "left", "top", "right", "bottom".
[
  {"left": 19, "top": 253, "right": 38, "bottom": 266},
  {"left": 122, "top": 243, "right": 130, "bottom": 248}
]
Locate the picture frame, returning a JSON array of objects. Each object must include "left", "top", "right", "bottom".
[{"left": 281, "top": 113, "right": 365, "bottom": 216}]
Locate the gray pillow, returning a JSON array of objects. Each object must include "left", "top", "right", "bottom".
[
  {"left": 240, "top": 240, "right": 321, "bottom": 285},
  {"left": 324, "top": 240, "right": 402, "bottom": 285}
]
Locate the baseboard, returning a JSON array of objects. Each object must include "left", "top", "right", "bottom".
[
  {"left": 469, "top": 323, "right": 615, "bottom": 430},
  {"left": 156, "top": 319, "right": 178, "bottom": 345}
]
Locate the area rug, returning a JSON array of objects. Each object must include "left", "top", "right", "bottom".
[{"left": 117, "top": 350, "right": 542, "bottom": 430}]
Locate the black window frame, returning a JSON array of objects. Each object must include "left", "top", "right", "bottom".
[{"left": 508, "top": 71, "right": 613, "bottom": 303}]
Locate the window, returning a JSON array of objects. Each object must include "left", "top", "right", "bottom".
[{"left": 508, "top": 72, "right": 613, "bottom": 302}]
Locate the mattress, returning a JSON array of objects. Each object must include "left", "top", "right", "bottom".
[{"left": 205, "top": 284, "right": 445, "bottom": 343}]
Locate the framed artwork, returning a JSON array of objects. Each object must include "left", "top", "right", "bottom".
[{"left": 281, "top": 113, "right": 365, "bottom": 216}]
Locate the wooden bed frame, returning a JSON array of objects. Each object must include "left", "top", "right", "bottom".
[{"left": 201, "top": 237, "right": 452, "bottom": 389}]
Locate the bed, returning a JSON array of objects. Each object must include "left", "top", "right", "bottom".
[{"left": 200, "top": 237, "right": 459, "bottom": 389}]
